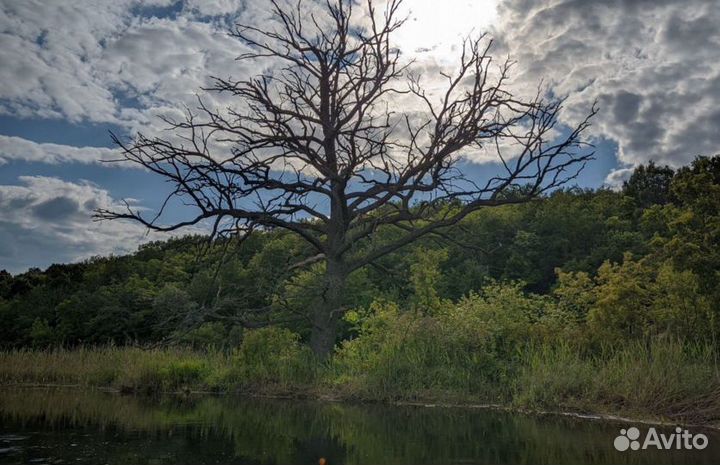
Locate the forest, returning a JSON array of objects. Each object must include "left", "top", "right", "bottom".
[{"left": 1, "top": 155, "right": 719, "bottom": 423}]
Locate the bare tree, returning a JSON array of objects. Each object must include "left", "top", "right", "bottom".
[{"left": 97, "top": 0, "right": 596, "bottom": 356}]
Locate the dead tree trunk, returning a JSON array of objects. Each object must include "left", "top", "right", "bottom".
[{"left": 310, "top": 256, "right": 347, "bottom": 356}]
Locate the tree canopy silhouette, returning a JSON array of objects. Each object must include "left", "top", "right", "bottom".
[{"left": 98, "top": 0, "right": 596, "bottom": 355}]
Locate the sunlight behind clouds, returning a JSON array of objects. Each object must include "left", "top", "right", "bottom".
[{"left": 393, "top": 0, "right": 498, "bottom": 62}]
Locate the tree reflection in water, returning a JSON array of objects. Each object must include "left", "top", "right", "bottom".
[{"left": 0, "top": 388, "right": 717, "bottom": 465}]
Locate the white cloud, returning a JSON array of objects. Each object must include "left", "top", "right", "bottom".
[
  {"left": 489, "top": 0, "right": 720, "bottom": 184},
  {"left": 604, "top": 166, "right": 634, "bottom": 190},
  {"left": 184, "top": 0, "right": 243, "bottom": 17},
  {"left": 0, "top": 0, "right": 257, "bottom": 129},
  {"left": 0, "top": 135, "right": 119, "bottom": 165},
  {"left": 0, "top": 176, "right": 174, "bottom": 273},
  {"left": 0, "top": 0, "right": 563, "bottom": 166},
  {"left": 0, "top": 0, "right": 135, "bottom": 122},
  {"left": 3, "top": 0, "right": 718, "bottom": 177},
  {"left": 1, "top": 0, "right": 718, "bottom": 200}
]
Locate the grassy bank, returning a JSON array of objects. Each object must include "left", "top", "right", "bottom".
[
  {"left": 2, "top": 335, "right": 718, "bottom": 426},
  {"left": 0, "top": 346, "right": 233, "bottom": 393}
]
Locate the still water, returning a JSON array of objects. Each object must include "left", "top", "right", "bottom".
[{"left": 0, "top": 388, "right": 717, "bottom": 465}]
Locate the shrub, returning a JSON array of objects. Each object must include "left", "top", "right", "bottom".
[
  {"left": 159, "top": 360, "right": 208, "bottom": 389},
  {"left": 333, "top": 295, "right": 522, "bottom": 400},
  {"left": 232, "top": 327, "right": 315, "bottom": 387}
]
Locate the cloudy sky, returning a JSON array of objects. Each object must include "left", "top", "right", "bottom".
[{"left": 1, "top": 0, "right": 718, "bottom": 273}]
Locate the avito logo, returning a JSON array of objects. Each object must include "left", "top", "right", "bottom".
[{"left": 614, "top": 426, "right": 708, "bottom": 451}]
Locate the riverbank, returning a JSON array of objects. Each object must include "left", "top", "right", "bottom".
[{"left": 1, "top": 339, "right": 719, "bottom": 428}]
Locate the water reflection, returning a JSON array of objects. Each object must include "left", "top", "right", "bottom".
[{"left": 0, "top": 388, "right": 717, "bottom": 465}]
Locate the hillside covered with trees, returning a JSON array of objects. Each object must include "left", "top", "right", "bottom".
[
  {"left": 1, "top": 156, "right": 719, "bottom": 424},
  {"left": 2, "top": 156, "right": 718, "bottom": 351}
]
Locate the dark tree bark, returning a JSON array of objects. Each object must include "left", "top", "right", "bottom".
[
  {"left": 310, "top": 256, "right": 347, "bottom": 355},
  {"left": 97, "top": 0, "right": 597, "bottom": 356}
]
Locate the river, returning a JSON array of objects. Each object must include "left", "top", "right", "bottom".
[{"left": 0, "top": 388, "right": 717, "bottom": 464}]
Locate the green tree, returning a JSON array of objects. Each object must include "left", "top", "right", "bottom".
[{"left": 623, "top": 160, "right": 675, "bottom": 208}]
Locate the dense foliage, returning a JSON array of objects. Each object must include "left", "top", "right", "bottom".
[{"left": 1, "top": 156, "right": 719, "bottom": 353}]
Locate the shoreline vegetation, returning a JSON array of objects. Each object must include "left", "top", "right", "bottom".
[{"left": 1, "top": 335, "right": 718, "bottom": 428}]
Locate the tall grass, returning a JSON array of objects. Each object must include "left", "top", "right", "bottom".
[
  {"left": 1, "top": 332, "right": 718, "bottom": 424},
  {"left": 512, "top": 339, "right": 720, "bottom": 423},
  {"left": 0, "top": 346, "right": 231, "bottom": 392},
  {"left": 0, "top": 326, "right": 323, "bottom": 394}
]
